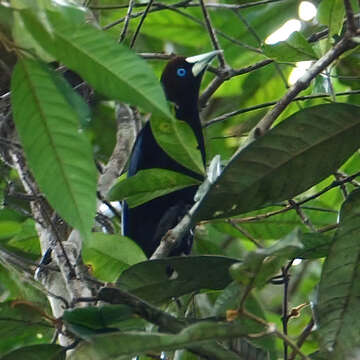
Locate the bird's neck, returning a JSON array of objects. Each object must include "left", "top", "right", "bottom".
[{"left": 175, "top": 102, "right": 206, "bottom": 167}]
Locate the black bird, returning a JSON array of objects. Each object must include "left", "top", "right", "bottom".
[{"left": 122, "top": 50, "right": 221, "bottom": 258}]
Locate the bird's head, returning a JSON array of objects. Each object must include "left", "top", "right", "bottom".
[{"left": 161, "top": 50, "right": 222, "bottom": 109}]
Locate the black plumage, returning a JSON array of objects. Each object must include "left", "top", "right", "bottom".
[{"left": 122, "top": 51, "right": 220, "bottom": 258}]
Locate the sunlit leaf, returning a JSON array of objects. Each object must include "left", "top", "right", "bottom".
[
  {"left": 263, "top": 31, "right": 318, "bottom": 62},
  {"left": 108, "top": 169, "right": 200, "bottom": 207},
  {"left": 151, "top": 116, "right": 205, "bottom": 175},
  {"left": 82, "top": 233, "right": 146, "bottom": 282}
]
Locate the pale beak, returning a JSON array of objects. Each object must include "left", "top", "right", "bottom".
[{"left": 185, "top": 50, "right": 223, "bottom": 77}]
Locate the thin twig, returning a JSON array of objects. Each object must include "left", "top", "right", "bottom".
[
  {"left": 288, "top": 200, "right": 316, "bottom": 232},
  {"left": 199, "top": 0, "right": 226, "bottom": 67},
  {"left": 297, "top": 171, "right": 360, "bottom": 206},
  {"left": 288, "top": 318, "right": 314, "bottom": 360},
  {"left": 200, "top": 172, "right": 360, "bottom": 229},
  {"left": 139, "top": 52, "right": 175, "bottom": 60},
  {"left": 129, "top": 0, "right": 154, "bottom": 48},
  {"left": 334, "top": 173, "right": 348, "bottom": 199},
  {"left": 227, "top": 219, "right": 264, "bottom": 248},
  {"left": 104, "top": 2, "right": 262, "bottom": 54},
  {"left": 205, "top": 89, "right": 360, "bottom": 128},
  {"left": 241, "top": 309, "right": 310, "bottom": 360},
  {"left": 281, "top": 260, "right": 294, "bottom": 360},
  {"left": 92, "top": 0, "right": 287, "bottom": 11},
  {"left": 317, "top": 223, "right": 338, "bottom": 233},
  {"left": 199, "top": 59, "right": 273, "bottom": 109},
  {"left": 232, "top": 9, "right": 261, "bottom": 46},
  {"left": 335, "top": 171, "right": 360, "bottom": 187},
  {"left": 40, "top": 207, "right": 76, "bottom": 279},
  {"left": 199, "top": 75, "right": 226, "bottom": 109},
  {"left": 160, "top": 3, "right": 261, "bottom": 53},
  {"left": 97, "top": 193, "right": 122, "bottom": 223},
  {"left": 119, "top": 0, "right": 135, "bottom": 43}
]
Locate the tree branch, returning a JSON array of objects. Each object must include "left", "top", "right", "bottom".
[
  {"left": 199, "top": 0, "right": 226, "bottom": 67},
  {"left": 204, "top": 89, "right": 360, "bottom": 128},
  {"left": 118, "top": 0, "right": 135, "bottom": 43},
  {"left": 250, "top": 33, "right": 358, "bottom": 139},
  {"left": 129, "top": 0, "right": 154, "bottom": 48},
  {"left": 199, "top": 59, "right": 273, "bottom": 109},
  {"left": 97, "top": 104, "right": 137, "bottom": 199}
]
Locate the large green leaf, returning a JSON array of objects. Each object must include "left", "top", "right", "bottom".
[
  {"left": 7, "top": 219, "right": 40, "bottom": 256},
  {"left": 194, "top": 104, "right": 360, "bottom": 221},
  {"left": 82, "top": 233, "right": 146, "bottom": 282},
  {"left": 19, "top": 7, "right": 203, "bottom": 174},
  {"left": 151, "top": 116, "right": 205, "bottom": 175},
  {"left": 117, "top": 256, "right": 238, "bottom": 304},
  {"left": 108, "top": 169, "right": 200, "bottom": 207},
  {"left": 11, "top": 58, "right": 97, "bottom": 238},
  {"left": 63, "top": 305, "right": 134, "bottom": 329},
  {"left": 315, "top": 189, "right": 360, "bottom": 358},
  {"left": 19, "top": 8, "right": 172, "bottom": 120},
  {"left": 68, "top": 321, "right": 255, "bottom": 360}
]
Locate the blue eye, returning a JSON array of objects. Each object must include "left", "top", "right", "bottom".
[{"left": 177, "top": 68, "right": 187, "bottom": 77}]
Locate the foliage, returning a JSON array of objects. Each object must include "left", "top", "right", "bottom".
[{"left": 0, "top": 0, "right": 360, "bottom": 359}]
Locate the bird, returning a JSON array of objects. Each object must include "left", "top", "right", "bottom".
[{"left": 122, "top": 50, "right": 221, "bottom": 258}]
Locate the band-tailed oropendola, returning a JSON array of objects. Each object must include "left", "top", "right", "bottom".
[{"left": 122, "top": 50, "right": 221, "bottom": 258}]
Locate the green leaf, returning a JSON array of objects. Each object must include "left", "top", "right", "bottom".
[
  {"left": 82, "top": 233, "right": 146, "bottom": 282},
  {"left": 19, "top": 8, "right": 204, "bottom": 173},
  {"left": 117, "top": 256, "right": 238, "bottom": 304},
  {"left": 20, "top": 8, "right": 172, "bottom": 120},
  {"left": 108, "top": 169, "right": 200, "bottom": 207},
  {"left": 262, "top": 31, "right": 318, "bottom": 62},
  {"left": 11, "top": 58, "right": 97, "bottom": 239},
  {"left": 7, "top": 219, "right": 40, "bottom": 256},
  {"left": 315, "top": 189, "right": 360, "bottom": 358},
  {"left": 194, "top": 103, "right": 360, "bottom": 221},
  {"left": 151, "top": 116, "right": 205, "bottom": 175},
  {"left": 1, "top": 344, "right": 65, "bottom": 360},
  {"left": 69, "top": 321, "right": 255, "bottom": 360},
  {"left": 63, "top": 305, "right": 135, "bottom": 331},
  {"left": 0, "top": 302, "right": 53, "bottom": 356},
  {"left": 296, "top": 232, "right": 332, "bottom": 259},
  {"left": 0, "top": 221, "right": 21, "bottom": 240},
  {"left": 317, "top": 0, "right": 345, "bottom": 37},
  {"left": 12, "top": 9, "right": 54, "bottom": 62},
  {"left": 229, "top": 228, "right": 303, "bottom": 287}
]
